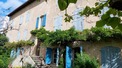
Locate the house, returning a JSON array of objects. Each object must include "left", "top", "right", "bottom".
[{"left": 7, "top": 0, "right": 122, "bottom": 68}]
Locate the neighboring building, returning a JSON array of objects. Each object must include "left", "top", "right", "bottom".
[{"left": 7, "top": 0, "right": 122, "bottom": 68}]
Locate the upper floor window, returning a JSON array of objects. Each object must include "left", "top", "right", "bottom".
[
  {"left": 35, "top": 17, "right": 39, "bottom": 29},
  {"left": 41, "top": 14, "right": 46, "bottom": 27},
  {"left": 35, "top": 14, "right": 47, "bottom": 29},
  {"left": 19, "top": 16, "right": 23, "bottom": 25},
  {"left": 54, "top": 16, "right": 62, "bottom": 31},
  {"left": 17, "top": 31, "right": 20, "bottom": 41},
  {"left": 73, "top": 8, "right": 84, "bottom": 31},
  {"left": 26, "top": 12, "right": 30, "bottom": 22},
  {"left": 10, "top": 20, "right": 14, "bottom": 30},
  {"left": 23, "top": 29, "right": 28, "bottom": 40}
]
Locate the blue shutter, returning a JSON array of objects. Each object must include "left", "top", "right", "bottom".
[
  {"left": 73, "top": 8, "right": 84, "bottom": 31},
  {"left": 36, "top": 17, "right": 39, "bottom": 29},
  {"left": 19, "top": 16, "right": 23, "bottom": 25},
  {"left": 11, "top": 49, "right": 16, "bottom": 58},
  {"left": 23, "top": 29, "right": 27, "bottom": 40},
  {"left": 56, "top": 48, "right": 59, "bottom": 66},
  {"left": 26, "top": 12, "right": 30, "bottom": 22},
  {"left": 66, "top": 46, "right": 72, "bottom": 68},
  {"left": 16, "top": 48, "right": 20, "bottom": 56},
  {"left": 41, "top": 14, "right": 46, "bottom": 27},
  {"left": 17, "top": 32, "right": 20, "bottom": 41},
  {"left": 54, "top": 16, "right": 62, "bottom": 31},
  {"left": 45, "top": 48, "right": 52, "bottom": 64},
  {"left": 80, "top": 46, "right": 82, "bottom": 53},
  {"left": 10, "top": 50, "right": 15, "bottom": 58},
  {"left": 21, "top": 48, "right": 24, "bottom": 55}
]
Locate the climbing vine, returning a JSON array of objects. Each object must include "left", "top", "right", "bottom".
[
  {"left": 4, "top": 40, "right": 34, "bottom": 49},
  {"left": 31, "top": 27, "right": 122, "bottom": 46}
]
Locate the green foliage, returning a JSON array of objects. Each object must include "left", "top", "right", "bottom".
[
  {"left": 0, "top": 59, "right": 5, "bottom": 68},
  {"left": 4, "top": 40, "right": 34, "bottom": 49},
  {"left": 58, "top": 0, "right": 122, "bottom": 30},
  {"left": 58, "top": 57, "right": 64, "bottom": 68},
  {"left": 0, "top": 46, "right": 11, "bottom": 68},
  {"left": 31, "top": 27, "right": 122, "bottom": 46},
  {"left": 83, "top": 1, "right": 122, "bottom": 30},
  {"left": 73, "top": 53, "right": 99, "bottom": 68},
  {"left": 31, "top": 27, "right": 80, "bottom": 46},
  {"left": 22, "top": 63, "right": 35, "bottom": 68},
  {"left": 0, "top": 34, "right": 8, "bottom": 46},
  {"left": 58, "top": 0, "right": 77, "bottom": 11}
]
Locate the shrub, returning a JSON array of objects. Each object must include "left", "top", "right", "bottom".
[{"left": 73, "top": 53, "right": 99, "bottom": 68}]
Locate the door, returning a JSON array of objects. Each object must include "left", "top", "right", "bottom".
[{"left": 101, "top": 46, "right": 122, "bottom": 68}]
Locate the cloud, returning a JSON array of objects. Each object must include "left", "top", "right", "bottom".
[{"left": 0, "top": 0, "right": 27, "bottom": 16}]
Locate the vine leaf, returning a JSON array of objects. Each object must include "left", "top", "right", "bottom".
[
  {"left": 68, "top": 0, "right": 77, "bottom": 3},
  {"left": 58, "top": 0, "right": 68, "bottom": 11},
  {"left": 58, "top": 0, "right": 77, "bottom": 11},
  {"left": 101, "top": 13, "right": 110, "bottom": 20},
  {"left": 96, "top": 20, "right": 106, "bottom": 27},
  {"left": 118, "top": 24, "right": 122, "bottom": 31},
  {"left": 107, "top": 17, "right": 121, "bottom": 28}
]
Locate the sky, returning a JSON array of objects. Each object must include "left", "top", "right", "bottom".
[{"left": 0, "top": 0, "right": 27, "bottom": 17}]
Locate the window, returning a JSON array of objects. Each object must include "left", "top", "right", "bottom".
[
  {"left": 53, "top": 48, "right": 58, "bottom": 64},
  {"left": 19, "top": 16, "right": 23, "bottom": 25},
  {"left": 10, "top": 20, "right": 14, "bottom": 30},
  {"left": 26, "top": 12, "right": 30, "bottom": 22},
  {"left": 23, "top": 29, "right": 28, "bottom": 40},
  {"left": 35, "top": 14, "right": 46, "bottom": 29},
  {"left": 73, "top": 47, "right": 81, "bottom": 58},
  {"left": 73, "top": 8, "right": 84, "bottom": 31},
  {"left": 41, "top": 14, "right": 46, "bottom": 27},
  {"left": 54, "top": 16, "right": 62, "bottom": 31},
  {"left": 45, "top": 48, "right": 60, "bottom": 65},
  {"left": 17, "top": 31, "right": 20, "bottom": 41}
]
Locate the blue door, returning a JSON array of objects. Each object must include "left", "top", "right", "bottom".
[{"left": 101, "top": 46, "right": 122, "bottom": 68}]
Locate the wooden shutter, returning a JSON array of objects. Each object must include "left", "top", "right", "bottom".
[
  {"left": 23, "top": 29, "right": 27, "bottom": 40},
  {"left": 36, "top": 17, "right": 39, "bottom": 29},
  {"left": 41, "top": 14, "right": 46, "bottom": 27},
  {"left": 17, "top": 31, "right": 20, "bottom": 41},
  {"left": 45, "top": 48, "right": 52, "bottom": 64},
  {"left": 66, "top": 46, "right": 72, "bottom": 68},
  {"left": 26, "top": 12, "right": 30, "bottom": 22},
  {"left": 73, "top": 8, "right": 84, "bottom": 31},
  {"left": 19, "top": 16, "right": 23, "bottom": 25},
  {"left": 10, "top": 49, "right": 15, "bottom": 58},
  {"left": 16, "top": 48, "right": 20, "bottom": 56},
  {"left": 56, "top": 48, "right": 59, "bottom": 66},
  {"left": 54, "top": 16, "right": 62, "bottom": 31}
]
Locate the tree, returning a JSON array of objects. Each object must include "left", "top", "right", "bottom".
[
  {"left": 58, "top": 0, "right": 122, "bottom": 30},
  {"left": 0, "top": 16, "right": 21, "bottom": 34}
]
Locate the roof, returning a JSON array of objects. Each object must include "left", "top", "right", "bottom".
[{"left": 8, "top": 0, "right": 35, "bottom": 16}]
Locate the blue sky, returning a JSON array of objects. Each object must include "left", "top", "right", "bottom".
[{"left": 0, "top": 0, "right": 27, "bottom": 16}]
